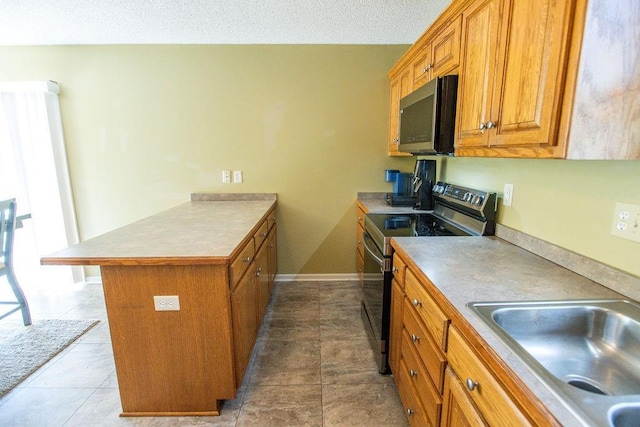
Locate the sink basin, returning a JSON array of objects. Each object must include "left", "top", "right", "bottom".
[{"left": 468, "top": 299, "right": 640, "bottom": 426}]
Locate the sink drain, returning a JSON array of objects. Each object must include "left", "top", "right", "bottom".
[{"left": 567, "top": 379, "right": 608, "bottom": 395}]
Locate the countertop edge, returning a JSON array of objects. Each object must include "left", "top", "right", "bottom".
[{"left": 191, "top": 192, "right": 277, "bottom": 201}]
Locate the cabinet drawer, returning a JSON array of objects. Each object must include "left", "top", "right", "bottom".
[
  {"left": 405, "top": 268, "right": 450, "bottom": 351},
  {"left": 230, "top": 239, "right": 255, "bottom": 289},
  {"left": 267, "top": 209, "right": 277, "bottom": 230},
  {"left": 254, "top": 220, "right": 269, "bottom": 250},
  {"left": 392, "top": 253, "right": 407, "bottom": 287},
  {"left": 403, "top": 299, "right": 447, "bottom": 393},
  {"left": 448, "top": 327, "right": 530, "bottom": 427},
  {"left": 356, "top": 223, "right": 364, "bottom": 259},
  {"left": 412, "top": 49, "right": 432, "bottom": 89},
  {"left": 401, "top": 331, "right": 442, "bottom": 427},
  {"left": 397, "top": 358, "right": 432, "bottom": 427},
  {"left": 357, "top": 205, "right": 367, "bottom": 229}
]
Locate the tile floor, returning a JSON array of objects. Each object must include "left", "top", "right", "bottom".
[{"left": 0, "top": 279, "right": 409, "bottom": 426}]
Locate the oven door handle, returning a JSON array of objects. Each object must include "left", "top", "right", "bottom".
[{"left": 363, "top": 232, "right": 386, "bottom": 270}]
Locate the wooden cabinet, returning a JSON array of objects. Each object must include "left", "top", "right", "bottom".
[
  {"left": 388, "top": 14, "right": 461, "bottom": 157},
  {"left": 391, "top": 258, "right": 450, "bottom": 427},
  {"left": 388, "top": 68, "right": 413, "bottom": 156},
  {"left": 390, "top": 247, "right": 543, "bottom": 426},
  {"left": 412, "top": 15, "right": 463, "bottom": 88},
  {"left": 455, "top": 0, "right": 575, "bottom": 157},
  {"left": 442, "top": 367, "right": 488, "bottom": 427},
  {"left": 230, "top": 208, "right": 277, "bottom": 389},
  {"left": 446, "top": 327, "right": 531, "bottom": 426},
  {"left": 389, "top": 253, "right": 407, "bottom": 374},
  {"left": 267, "top": 224, "right": 277, "bottom": 293},
  {"left": 355, "top": 203, "right": 368, "bottom": 281},
  {"left": 231, "top": 259, "right": 260, "bottom": 387}
]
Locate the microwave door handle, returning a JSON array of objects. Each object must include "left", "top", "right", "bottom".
[{"left": 363, "top": 233, "right": 385, "bottom": 269}]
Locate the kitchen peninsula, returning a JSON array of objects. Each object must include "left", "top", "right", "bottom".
[{"left": 41, "top": 193, "right": 277, "bottom": 417}]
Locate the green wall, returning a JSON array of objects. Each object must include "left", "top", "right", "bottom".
[
  {"left": 0, "top": 45, "right": 415, "bottom": 275},
  {"left": 439, "top": 157, "right": 640, "bottom": 276},
  {"left": 1, "top": 45, "right": 638, "bottom": 278}
]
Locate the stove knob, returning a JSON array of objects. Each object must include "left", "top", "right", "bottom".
[
  {"left": 463, "top": 192, "right": 472, "bottom": 202},
  {"left": 473, "top": 195, "right": 484, "bottom": 206}
]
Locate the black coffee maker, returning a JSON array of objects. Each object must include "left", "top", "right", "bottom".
[{"left": 413, "top": 159, "right": 436, "bottom": 210}]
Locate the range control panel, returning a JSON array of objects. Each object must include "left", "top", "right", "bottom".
[{"left": 432, "top": 182, "right": 497, "bottom": 219}]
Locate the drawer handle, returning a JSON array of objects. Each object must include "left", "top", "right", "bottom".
[
  {"left": 392, "top": 267, "right": 397, "bottom": 273},
  {"left": 409, "top": 369, "right": 418, "bottom": 378},
  {"left": 406, "top": 408, "right": 414, "bottom": 416},
  {"left": 466, "top": 378, "right": 479, "bottom": 391},
  {"left": 261, "top": 232, "right": 268, "bottom": 237},
  {"left": 412, "top": 299, "right": 422, "bottom": 307},
  {"left": 410, "top": 334, "right": 420, "bottom": 343},
  {"left": 243, "top": 257, "right": 251, "bottom": 263}
]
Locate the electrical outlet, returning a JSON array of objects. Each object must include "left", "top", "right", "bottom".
[
  {"left": 233, "top": 170, "right": 243, "bottom": 183},
  {"left": 611, "top": 202, "right": 640, "bottom": 243},
  {"left": 222, "top": 170, "right": 231, "bottom": 184},
  {"left": 153, "top": 295, "right": 180, "bottom": 311},
  {"left": 503, "top": 184, "right": 514, "bottom": 207}
]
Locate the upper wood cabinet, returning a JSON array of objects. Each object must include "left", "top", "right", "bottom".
[
  {"left": 413, "top": 15, "right": 463, "bottom": 89},
  {"left": 387, "top": 0, "right": 637, "bottom": 159},
  {"left": 388, "top": 15, "right": 463, "bottom": 157},
  {"left": 455, "top": 0, "right": 574, "bottom": 157},
  {"left": 388, "top": 67, "right": 413, "bottom": 156}
]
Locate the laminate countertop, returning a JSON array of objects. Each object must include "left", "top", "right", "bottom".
[
  {"left": 41, "top": 194, "right": 276, "bottom": 266},
  {"left": 391, "top": 236, "right": 627, "bottom": 426}
]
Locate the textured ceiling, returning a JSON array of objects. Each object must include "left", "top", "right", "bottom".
[{"left": 0, "top": 0, "right": 450, "bottom": 46}]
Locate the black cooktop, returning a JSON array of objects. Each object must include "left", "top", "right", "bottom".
[{"left": 366, "top": 213, "right": 466, "bottom": 238}]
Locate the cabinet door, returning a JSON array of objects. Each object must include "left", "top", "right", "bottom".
[
  {"left": 255, "top": 240, "right": 270, "bottom": 321},
  {"left": 431, "top": 16, "right": 462, "bottom": 78},
  {"left": 388, "top": 68, "right": 413, "bottom": 156},
  {"left": 389, "top": 278, "right": 404, "bottom": 375},
  {"left": 489, "top": 0, "right": 572, "bottom": 148},
  {"left": 231, "top": 266, "right": 259, "bottom": 387},
  {"left": 267, "top": 225, "right": 277, "bottom": 293},
  {"left": 442, "top": 367, "right": 488, "bottom": 427},
  {"left": 456, "top": 0, "right": 502, "bottom": 148},
  {"left": 412, "top": 46, "right": 433, "bottom": 89}
]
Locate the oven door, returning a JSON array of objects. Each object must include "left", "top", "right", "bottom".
[{"left": 360, "top": 230, "right": 392, "bottom": 374}]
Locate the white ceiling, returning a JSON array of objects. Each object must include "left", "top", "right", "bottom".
[{"left": 0, "top": 0, "right": 450, "bottom": 46}]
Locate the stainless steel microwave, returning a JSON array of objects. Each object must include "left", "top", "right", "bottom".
[{"left": 398, "top": 75, "right": 458, "bottom": 155}]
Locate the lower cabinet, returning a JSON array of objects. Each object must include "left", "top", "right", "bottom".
[
  {"left": 446, "top": 327, "right": 531, "bottom": 427},
  {"left": 231, "top": 261, "right": 260, "bottom": 387},
  {"left": 442, "top": 367, "right": 487, "bottom": 427},
  {"left": 390, "top": 247, "right": 536, "bottom": 426},
  {"left": 230, "top": 209, "right": 277, "bottom": 389}
]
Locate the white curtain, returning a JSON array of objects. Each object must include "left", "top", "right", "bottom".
[{"left": 0, "top": 81, "right": 83, "bottom": 285}]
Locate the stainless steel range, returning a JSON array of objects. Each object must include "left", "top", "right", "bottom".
[{"left": 360, "top": 181, "right": 497, "bottom": 374}]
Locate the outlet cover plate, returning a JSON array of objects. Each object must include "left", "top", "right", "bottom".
[
  {"left": 154, "top": 295, "right": 180, "bottom": 311},
  {"left": 611, "top": 202, "right": 640, "bottom": 243}
]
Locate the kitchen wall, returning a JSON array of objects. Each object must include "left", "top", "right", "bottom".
[
  {"left": 1, "top": 45, "right": 638, "bottom": 279},
  {"left": 0, "top": 45, "right": 415, "bottom": 277},
  {"left": 438, "top": 157, "right": 639, "bottom": 277}
]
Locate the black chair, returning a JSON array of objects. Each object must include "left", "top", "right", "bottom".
[{"left": 0, "top": 198, "right": 32, "bottom": 325}]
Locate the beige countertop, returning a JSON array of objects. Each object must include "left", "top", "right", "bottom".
[
  {"left": 391, "top": 235, "right": 626, "bottom": 426},
  {"left": 357, "top": 192, "right": 431, "bottom": 214},
  {"left": 42, "top": 195, "right": 276, "bottom": 266}
]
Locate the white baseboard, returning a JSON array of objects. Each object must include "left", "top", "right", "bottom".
[
  {"left": 275, "top": 273, "right": 359, "bottom": 282},
  {"left": 85, "top": 273, "right": 359, "bottom": 285}
]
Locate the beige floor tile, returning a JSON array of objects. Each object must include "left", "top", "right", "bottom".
[
  {"left": 251, "top": 339, "right": 321, "bottom": 385},
  {"left": 238, "top": 384, "right": 323, "bottom": 427},
  {"left": 0, "top": 280, "right": 408, "bottom": 426},
  {"left": 322, "top": 383, "right": 408, "bottom": 427}
]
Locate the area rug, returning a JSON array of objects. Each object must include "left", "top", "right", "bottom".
[{"left": 0, "top": 319, "right": 99, "bottom": 397}]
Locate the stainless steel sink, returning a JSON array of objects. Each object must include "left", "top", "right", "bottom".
[{"left": 468, "top": 299, "right": 640, "bottom": 426}]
